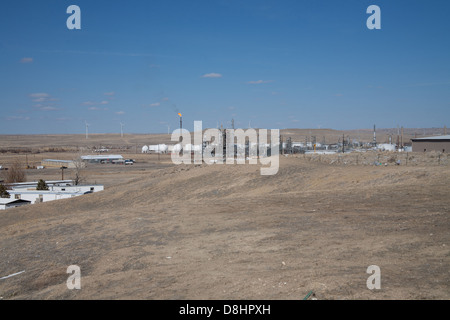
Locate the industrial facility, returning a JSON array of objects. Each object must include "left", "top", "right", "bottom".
[
  {"left": 0, "top": 180, "right": 104, "bottom": 210},
  {"left": 81, "top": 154, "right": 124, "bottom": 164}
]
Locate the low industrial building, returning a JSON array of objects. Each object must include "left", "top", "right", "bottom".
[
  {"left": 0, "top": 198, "right": 31, "bottom": 210},
  {"left": 11, "top": 184, "right": 104, "bottom": 193},
  {"left": 411, "top": 135, "right": 450, "bottom": 153},
  {"left": 81, "top": 155, "right": 123, "bottom": 164},
  {"left": 49, "top": 184, "right": 104, "bottom": 193},
  {"left": 7, "top": 190, "right": 85, "bottom": 204},
  {"left": 8, "top": 184, "right": 104, "bottom": 204},
  {"left": 6, "top": 181, "right": 104, "bottom": 205},
  {"left": 8, "top": 180, "right": 73, "bottom": 189}
]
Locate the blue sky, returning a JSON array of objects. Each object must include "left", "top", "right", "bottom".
[{"left": 1, "top": 0, "right": 449, "bottom": 134}]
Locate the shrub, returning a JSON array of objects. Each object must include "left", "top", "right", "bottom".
[
  {"left": 5, "top": 158, "right": 26, "bottom": 184},
  {"left": 36, "top": 179, "right": 49, "bottom": 190},
  {"left": 0, "top": 184, "right": 10, "bottom": 198}
]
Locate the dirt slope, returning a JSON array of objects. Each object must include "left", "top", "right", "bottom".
[{"left": 0, "top": 157, "right": 449, "bottom": 299}]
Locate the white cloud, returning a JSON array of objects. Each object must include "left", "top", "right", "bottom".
[
  {"left": 88, "top": 106, "right": 108, "bottom": 111},
  {"left": 29, "top": 93, "right": 51, "bottom": 102},
  {"left": 104, "top": 91, "right": 115, "bottom": 96},
  {"left": 29, "top": 93, "right": 60, "bottom": 111},
  {"left": 39, "top": 106, "right": 59, "bottom": 111},
  {"left": 7, "top": 115, "right": 31, "bottom": 121},
  {"left": 202, "top": 73, "right": 223, "bottom": 78},
  {"left": 32, "top": 104, "right": 58, "bottom": 111},
  {"left": 83, "top": 100, "right": 109, "bottom": 106},
  {"left": 246, "top": 80, "right": 273, "bottom": 84},
  {"left": 20, "top": 57, "right": 33, "bottom": 63},
  {"left": 115, "top": 111, "right": 125, "bottom": 115},
  {"left": 150, "top": 102, "right": 160, "bottom": 107}
]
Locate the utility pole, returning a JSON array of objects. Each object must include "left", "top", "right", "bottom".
[
  {"left": 120, "top": 123, "right": 124, "bottom": 138},
  {"left": 401, "top": 126, "right": 404, "bottom": 150},
  {"left": 60, "top": 166, "right": 67, "bottom": 180},
  {"left": 280, "top": 135, "right": 283, "bottom": 154},
  {"left": 372, "top": 124, "right": 377, "bottom": 147},
  {"left": 179, "top": 113, "right": 182, "bottom": 139},
  {"left": 85, "top": 121, "right": 89, "bottom": 139}
]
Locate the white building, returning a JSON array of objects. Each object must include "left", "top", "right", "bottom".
[
  {"left": 377, "top": 143, "right": 397, "bottom": 151},
  {"left": 81, "top": 155, "right": 123, "bottom": 163},
  {"left": 7, "top": 190, "right": 84, "bottom": 204},
  {"left": 7, "top": 183, "right": 104, "bottom": 205},
  {"left": 8, "top": 180, "right": 73, "bottom": 190},
  {"left": 149, "top": 144, "right": 168, "bottom": 153},
  {"left": 49, "top": 184, "right": 104, "bottom": 193},
  {"left": 0, "top": 198, "right": 31, "bottom": 210}
]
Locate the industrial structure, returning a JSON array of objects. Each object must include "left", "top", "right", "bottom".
[
  {"left": 81, "top": 155, "right": 124, "bottom": 164},
  {"left": 411, "top": 135, "right": 450, "bottom": 153},
  {"left": 0, "top": 181, "right": 104, "bottom": 209},
  {"left": 0, "top": 198, "right": 31, "bottom": 210}
]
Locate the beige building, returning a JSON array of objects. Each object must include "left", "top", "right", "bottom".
[{"left": 411, "top": 135, "right": 450, "bottom": 153}]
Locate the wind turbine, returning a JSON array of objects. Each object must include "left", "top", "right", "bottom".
[
  {"left": 120, "top": 122, "right": 125, "bottom": 137},
  {"left": 85, "top": 121, "right": 89, "bottom": 139}
]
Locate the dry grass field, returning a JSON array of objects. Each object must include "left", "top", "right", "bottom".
[{"left": 0, "top": 132, "right": 449, "bottom": 300}]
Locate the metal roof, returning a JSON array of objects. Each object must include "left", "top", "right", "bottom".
[
  {"left": 8, "top": 190, "right": 84, "bottom": 195},
  {"left": 8, "top": 180, "right": 73, "bottom": 187},
  {"left": 81, "top": 155, "right": 123, "bottom": 160},
  {"left": 412, "top": 135, "right": 450, "bottom": 141},
  {"left": 0, "top": 198, "right": 31, "bottom": 205}
]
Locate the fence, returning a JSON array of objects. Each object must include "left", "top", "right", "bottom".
[{"left": 295, "top": 151, "right": 450, "bottom": 166}]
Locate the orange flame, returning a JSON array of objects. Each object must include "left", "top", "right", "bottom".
[{"left": 178, "top": 113, "right": 182, "bottom": 117}]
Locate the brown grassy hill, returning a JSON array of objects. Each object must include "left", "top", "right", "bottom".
[{"left": 0, "top": 157, "right": 449, "bottom": 299}]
